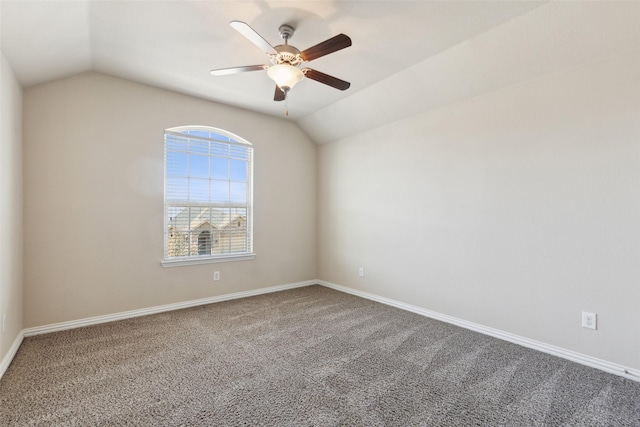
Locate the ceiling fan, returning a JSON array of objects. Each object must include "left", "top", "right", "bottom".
[{"left": 211, "top": 21, "right": 352, "bottom": 104}]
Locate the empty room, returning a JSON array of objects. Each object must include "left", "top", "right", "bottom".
[{"left": 1, "top": 1, "right": 639, "bottom": 425}]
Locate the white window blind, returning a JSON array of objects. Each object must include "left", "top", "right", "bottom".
[{"left": 164, "top": 127, "right": 253, "bottom": 263}]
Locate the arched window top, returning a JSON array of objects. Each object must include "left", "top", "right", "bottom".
[{"left": 166, "top": 126, "right": 252, "bottom": 146}]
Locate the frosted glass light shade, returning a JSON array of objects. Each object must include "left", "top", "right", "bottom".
[{"left": 267, "top": 64, "right": 304, "bottom": 91}]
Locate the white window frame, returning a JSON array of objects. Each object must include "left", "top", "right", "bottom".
[{"left": 161, "top": 126, "right": 255, "bottom": 267}]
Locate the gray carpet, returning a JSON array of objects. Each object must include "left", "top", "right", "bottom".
[{"left": 1, "top": 285, "right": 639, "bottom": 426}]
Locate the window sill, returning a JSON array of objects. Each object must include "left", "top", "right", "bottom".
[{"left": 161, "top": 253, "right": 256, "bottom": 267}]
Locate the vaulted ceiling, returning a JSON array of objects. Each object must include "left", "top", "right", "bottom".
[{"left": 2, "top": 1, "right": 640, "bottom": 144}]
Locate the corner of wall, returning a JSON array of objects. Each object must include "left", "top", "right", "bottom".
[{"left": 0, "top": 52, "right": 25, "bottom": 364}]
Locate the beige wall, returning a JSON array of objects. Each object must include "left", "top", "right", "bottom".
[
  {"left": 13, "top": 43, "right": 640, "bottom": 372},
  {"left": 23, "top": 72, "right": 317, "bottom": 327},
  {"left": 318, "top": 49, "right": 640, "bottom": 369},
  {"left": 0, "top": 53, "right": 23, "bottom": 361}
]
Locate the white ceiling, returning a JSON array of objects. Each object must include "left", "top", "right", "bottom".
[{"left": 2, "top": 1, "right": 640, "bottom": 144}]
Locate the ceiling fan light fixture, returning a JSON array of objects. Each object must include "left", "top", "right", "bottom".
[
  {"left": 211, "top": 21, "right": 352, "bottom": 104},
  {"left": 267, "top": 63, "right": 304, "bottom": 92}
]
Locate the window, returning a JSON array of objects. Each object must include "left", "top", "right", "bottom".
[
  {"left": 198, "top": 231, "right": 212, "bottom": 255},
  {"left": 162, "top": 126, "right": 254, "bottom": 266}
]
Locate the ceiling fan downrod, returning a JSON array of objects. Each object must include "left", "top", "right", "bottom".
[{"left": 278, "top": 24, "right": 295, "bottom": 45}]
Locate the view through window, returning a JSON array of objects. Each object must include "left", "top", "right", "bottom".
[{"left": 164, "top": 127, "right": 253, "bottom": 262}]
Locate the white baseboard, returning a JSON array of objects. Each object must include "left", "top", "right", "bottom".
[
  {"left": 4, "top": 279, "right": 638, "bottom": 384},
  {"left": 318, "top": 280, "right": 640, "bottom": 382},
  {"left": 23, "top": 280, "right": 317, "bottom": 337},
  {"left": 0, "top": 330, "right": 24, "bottom": 379},
  {"left": 0, "top": 280, "right": 315, "bottom": 381}
]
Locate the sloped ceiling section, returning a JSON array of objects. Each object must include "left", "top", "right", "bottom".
[
  {"left": 0, "top": 1, "right": 93, "bottom": 85},
  {"left": 299, "top": 1, "right": 640, "bottom": 144},
  {"left": 2, "top": 2, "right": 640, "bottom": 144},
  {"left": 1, "top": 2, "right": 541, "bottom": 118}
]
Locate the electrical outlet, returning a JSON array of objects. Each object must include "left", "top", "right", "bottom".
[
  {"left": 359, "top": 267, "right": 364, "bottom": 277},
  {"left": 582, "top": 311, "right": 597, "bottom": 330},
  {"left": 213, "top": 271, "right": 220, "bottom": 281}
]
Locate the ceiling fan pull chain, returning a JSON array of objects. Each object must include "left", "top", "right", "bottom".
[{"left": 285, "top": 94, "right": 289, "bottom": 116}]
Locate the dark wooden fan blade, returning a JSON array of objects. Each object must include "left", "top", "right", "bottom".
[
  {"left": 210, "top": 65, "right": 267, "bottom": 76},
  {"left": 230, "top": 21, "right": 278, "bottom": 55},
  {"left": 300, "top": 34, "right": 352, "bottom": 62},
  {"left": 274, "top": 85, "right": 285, "bottom": 101},
  {"left": 303, "top": 68, "right": 351, "bottom": 90}
]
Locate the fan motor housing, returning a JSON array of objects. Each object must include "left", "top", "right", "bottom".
[{"left": 272, "top": 45, "right": 303, "bottom": 66}]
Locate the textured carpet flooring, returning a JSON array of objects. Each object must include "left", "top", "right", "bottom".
[{"left": 1, "top": 285, "right": 639, "bottom": 426}]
